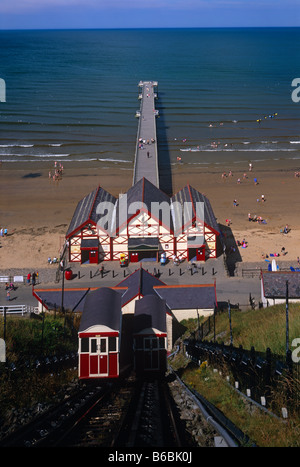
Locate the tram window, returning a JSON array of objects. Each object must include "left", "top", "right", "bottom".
[
  {"left": 91, "top": 339, "right": 97, "bottom": 353},
  {"left": 109, "top": 337, "right": 117, "bottom": 352},
  {"left": 81, "top": 338, "right": 89, "bottom": 353},
  {"left": 159, "top": 337, "right": 165, "bottom": 349},
  {"left": 151, "top": 339, "right": 158, "bottom": 349},
  {"left": 100, "top": 339, "right": 106, "bottom": 353},
  {"left": 144, "top": 338, "right": 151, "bottom": 349}
]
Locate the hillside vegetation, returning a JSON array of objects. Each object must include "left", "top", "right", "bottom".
[
  {"left": 170, "top": 303, "right": 300, "bottom": 447},
  {"left": 182, "top": 302, "right": 300, "bottom": 355}
]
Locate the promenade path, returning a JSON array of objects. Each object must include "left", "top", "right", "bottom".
[
  {"left": 133, "top": 81, "right": 159, "bottom": 187},
  {"left": 0, "top": 257, "right": 264, "bottom": 311}
]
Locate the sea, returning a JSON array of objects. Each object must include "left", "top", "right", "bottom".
[{"left": 0, "top": 27, "right": 299, "bottom": 168}]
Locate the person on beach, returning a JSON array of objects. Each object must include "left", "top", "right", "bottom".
[
  {"left": 249, "top": 163, "right": 252, "bottom": 171},
  {"left": 27, "top": 272, "right": 31, "bottom": 285},
  {"left": 6, "top": 290, "right": 10, "bottom": 301}
]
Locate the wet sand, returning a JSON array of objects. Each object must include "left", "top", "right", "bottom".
[{"left": 0, "top": 158, "right": 300, "bottom": 270}]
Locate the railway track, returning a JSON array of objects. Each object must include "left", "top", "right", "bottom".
[
  {"left": 113, "top": 377, "right": 190, "bottom": 447},
  {"left": 0, "top": 370, "right": 250, "bottom": 448},
  {"left": 54, "top": 375, "right": 190, "bottom": 447},
  {"left": 0, "top": 382, "right": 108, "bottom": 447}
]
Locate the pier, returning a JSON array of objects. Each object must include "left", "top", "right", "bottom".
[{"left": 133, "top": 81, "right": 159, "bottom": 187}]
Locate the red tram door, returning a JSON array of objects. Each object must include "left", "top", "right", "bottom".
[{"left": 89, "top": 337, "right": 108, "bottom": 376}]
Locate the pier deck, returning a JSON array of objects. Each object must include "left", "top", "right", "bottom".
[{"left": 133, "top": 81, "right": 159, "bottom": 187}]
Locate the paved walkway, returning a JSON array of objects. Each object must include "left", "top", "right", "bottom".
[{"left": 0, "top": 255, "right": 263, "bottom": 310}]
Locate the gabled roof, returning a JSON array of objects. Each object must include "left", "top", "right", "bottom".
[
  {"left": 261, "top": 271, "right": 300, "bottom": 298},
  {"left": 33, "top": 286, "right": 126, "bottom": 313},
  {"left": 154, "top": 283, "right": 217, "bottom": 310},
  {"left": 33, "top": 287, "right": 93, "bottom": 313},
  {"left": 116, "top": 267, "right": 166, "bottom": 306},
  {"left": 79, "top": 287, "right": 122, "bottom": 332},
  {"left": 171, "top": 184, "right": 220, "bottom": 236},
  {"left": 66, "top": 186, "right": 117, "bottom": 238},
  {"left": 113, "top": 177, "right": 173, "bottom": 235},
  {"left": 134, "top": 294, "right": 167, "bottom": 334}
]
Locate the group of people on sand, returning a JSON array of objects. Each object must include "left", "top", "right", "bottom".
[
  {"left": 49, "top": 161, "right": 64, "bottom": 182},
  {"left": 248, "top": 213, "right": 266, "bottom": 224}
]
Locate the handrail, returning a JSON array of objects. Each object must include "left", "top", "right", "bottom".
[{"left": 0, "top": 305, "right": 39, "bottom": 316}]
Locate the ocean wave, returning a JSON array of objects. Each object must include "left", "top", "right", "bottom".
[
  {"left": 0, "top": 153, "right": 70, "bottom": 158},
  {"left": 96, "top": 158, "right": 131, "bottom": 163},
  {"left": 0, "top": 144, "right": 34, "bottom": 148},
  {"left": 180, "top": 147, "right": 298, "bottom": 152}
]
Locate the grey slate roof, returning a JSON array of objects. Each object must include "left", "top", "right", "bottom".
[
  {"left": 154, "top": 284, "right": 217, "bottom": 310},
  {"left": 134, "top": 294, "right": 167, "bottom": 333},
  {"left": 79, "top": 287, "right": 122, "bottom": 332},
  {"left": 113, "top": 177, "right": 173, "bottom": 234},
  {"left": 171, "top": 184, "right": 220, "bottom": 236},
  {"left": 66, "top": 186, "right": 117, "bottom": 237},
  {"left": 34, "top": 288, "right": 91, "bottom": 313},
  {"left": 262, "top": 271, "right": 300, "bottom": 298},
  {"left": 116, "top": 267, "right": 165, "bottom": 306}
]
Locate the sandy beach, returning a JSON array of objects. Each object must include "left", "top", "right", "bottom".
[{"left": 1, "top": 158, "right": 300, "bottom": 270}]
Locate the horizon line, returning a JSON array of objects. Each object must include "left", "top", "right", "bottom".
[{"left": 1, "top": 25, "right": 300, "bottom": 32}]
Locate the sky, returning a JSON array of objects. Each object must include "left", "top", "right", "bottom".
[{"left": 0, "top": 0, "right": 299, "bottom": 29}]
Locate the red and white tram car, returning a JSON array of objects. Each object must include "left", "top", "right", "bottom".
[{"left": 78, "top": 288, "right": 122, "bottom": 379}]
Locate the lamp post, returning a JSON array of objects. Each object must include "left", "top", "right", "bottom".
[
  {"left": 285, "top": 280, "right": 289, "bottom": 356},
  {"left": 61, "top": 259, "right": 65, "bottom": 315},
  {"left": 196, "top": 309, "right": 200, "bottom": 340},
  {"left": 228, "top": 299, "right": 233, "bottom": 345}
]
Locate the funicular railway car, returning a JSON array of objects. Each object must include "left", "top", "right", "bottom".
[
  {"left": 78, "top": 288, "right": 123, "bottom": 379},
  {"left": 133, "top": 295, "right": 167, "bottom": 375}
]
